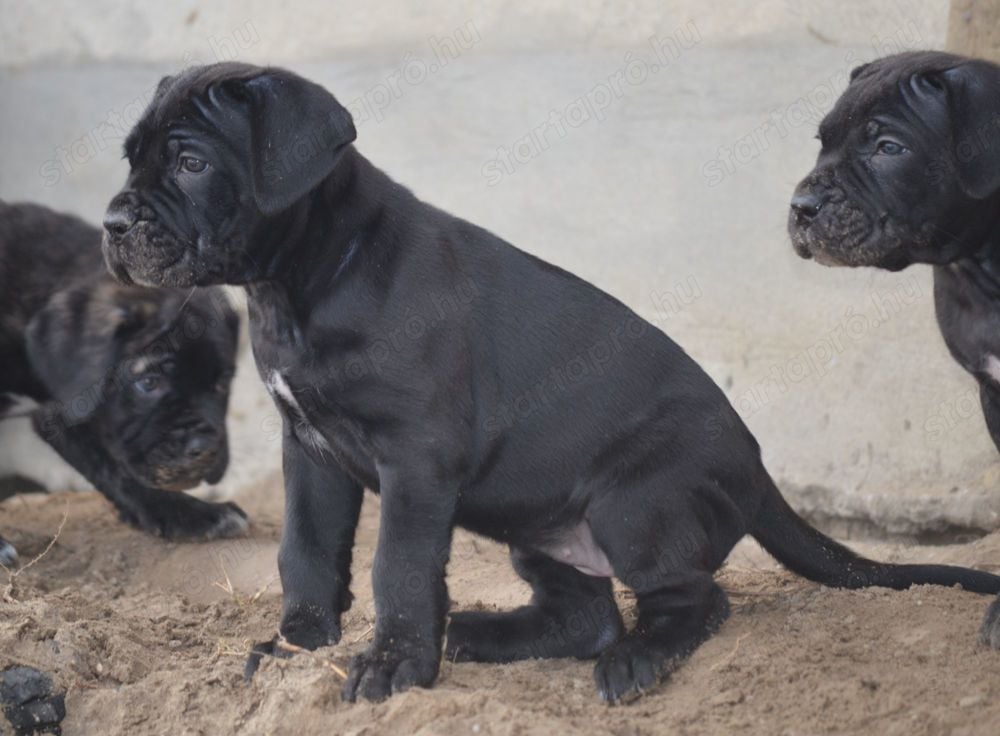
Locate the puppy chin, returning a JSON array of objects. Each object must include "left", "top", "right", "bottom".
[
  {"left": 800, "top": 237, "right": 912, "bottom": 271},
  {"left": 141, "top": 467, "right": 205, "bottom": 492}
]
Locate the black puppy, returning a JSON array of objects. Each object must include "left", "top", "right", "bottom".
[
  {"left": 788, "top": 50, "right": 1000, "bottom": 649},
  {"left": 103, "top": 63, "right": 1000, "bottom": 704},
  {"left": 0, "top": 201, "right": 247, "bottom": 565}
]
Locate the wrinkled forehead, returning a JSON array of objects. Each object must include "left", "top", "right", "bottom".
[
  {"left": 124, "top": 63, "right": 260, "bottom": 163},
  {"left": 818, "top": 52, "right": 964, "bottom": 144}
]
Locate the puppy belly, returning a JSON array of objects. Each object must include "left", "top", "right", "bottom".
[{"left": 537, "top": 521, "right": 614, "bottom": 577}]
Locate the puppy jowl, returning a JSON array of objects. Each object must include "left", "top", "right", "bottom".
[{"left": 105, "top": 62, "right": 1000, "bottom": 704}]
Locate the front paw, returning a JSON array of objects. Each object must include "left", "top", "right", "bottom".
[
  {"left": 244, "top": 606, "right": 343, "bottom": 682},
  {"left": 980, "top": 596, "right": 1000, "bottom": 649},
  {"left": 281, "top": 603, "right": 342, "bottom": 650},
  {"left": 342, "top": 642, "right": 440, "bottom": 703},
  {"left": 119, "top": 493, "right": 249, "bottom": 541}
]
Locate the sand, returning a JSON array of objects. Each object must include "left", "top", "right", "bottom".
[{"left": 2, "top": 478, "right": 1000, "bottom": 736}]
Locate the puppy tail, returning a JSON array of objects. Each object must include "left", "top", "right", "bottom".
[{"left": 750, "top": 475, "right": 1000, "bottom": 594}]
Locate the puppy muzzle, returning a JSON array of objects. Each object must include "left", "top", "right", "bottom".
[{"left": 103, "top": 192, "right": 194, "bottom": 287}]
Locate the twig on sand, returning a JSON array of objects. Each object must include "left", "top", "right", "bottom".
[
  {"left": 710, "top": 633, "right": 749, "bottom": 673},
  {"left": 274, "top": 639, "right": 349, "bottom": 681},
  {"left": 212, "top": 559, "right": 277, "bottom": 608},
  {"left": 350, "top": 623, "right": 374, "bottom": 644},
  {"left": 1, "top": 503, "right": 69, "bottom": 603}
]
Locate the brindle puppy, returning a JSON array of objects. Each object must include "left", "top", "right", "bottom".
[{"left": 0, "top": 201, "right": 247, "bottom": 565}]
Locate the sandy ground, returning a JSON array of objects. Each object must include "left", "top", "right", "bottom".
[{"left": 2, "top": 478, "right": 1000, "bottom": 736}]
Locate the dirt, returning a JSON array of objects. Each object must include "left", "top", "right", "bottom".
[{"left": 2, "top": 478, "right": 1000, "bottom": 736}]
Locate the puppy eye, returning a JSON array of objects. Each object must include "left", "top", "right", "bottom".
[
  {"left": 179, "top": 156, "right": 208, "bottom": 173},
  {"left": 875, "top": 140, "right": 907, "bottom": 156},
  {"left": 134, "top": 374, "right": 165, "bottom": 395}
]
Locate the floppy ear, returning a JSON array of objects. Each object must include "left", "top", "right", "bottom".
[
  {"left": 25, "top": 285, "right": 148, "bottom": 424},
  {"left": 849, "top": 63, "right": 871, "bottom": 82},
  {"left": 934, "top": 61, "right": 1000, "bottom": 200},
  {"left": 234, "top": 71, "right": 357, "bottom": 216}
]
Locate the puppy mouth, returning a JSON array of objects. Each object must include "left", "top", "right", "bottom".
[
  {"left": 104, "top": 221, "right": 198, "bottom": 288},
  {"left": 788, "top": 199, "right": 915, "bottom": 271},
  {"left": 131, "top": 453, "right": 226, "bottom": 491}
]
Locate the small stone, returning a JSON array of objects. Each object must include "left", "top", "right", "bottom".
[{"left": 959, "top": 694, "right": 983, "bottom": 708}]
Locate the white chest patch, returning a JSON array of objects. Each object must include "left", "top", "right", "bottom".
[
  {"left": 266, "top": 371, "right": 332, "bottom": 455},
  {"left": 984, "top": 355, "right": 1000, "bottom": 385}
]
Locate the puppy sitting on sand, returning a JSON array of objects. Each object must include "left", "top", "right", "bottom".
[{"left": 103, "top": 63, "right": 1000, "bottom": 702}]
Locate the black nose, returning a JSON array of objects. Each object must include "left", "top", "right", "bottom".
[
  {"left": 184, "top": 435, "right": 214, "bottom": 460},
  {"left": 790, "top": 192, "right": 824, "bottom": 221},
  {"left": 103, "top": 205, "right": 138, "bottom": 237}
]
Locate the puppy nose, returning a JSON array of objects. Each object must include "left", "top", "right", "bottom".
[
  {"left": 103, "top": 206, "right": 138, "bottom": 237},
  {"left": 184, "top": 435, "right": 213, "bottom": 460},
  {"left": 790, "top": 192, "right": 824, "bottom": 221}
]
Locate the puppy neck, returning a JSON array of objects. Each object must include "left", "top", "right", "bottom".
[
  {"left": 952, "top": 213, "right": 1000, "bottom": 298},
  {"left": 247, "top": 147, "right": 415, "bottom": 306}
]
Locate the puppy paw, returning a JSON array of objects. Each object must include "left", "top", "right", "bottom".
[
  {"left": 341, "top": 643, "right": 439, "bottom": 703},
  {"left": 593, "top": 637, "right": 666, "bottom": 704},
  {"left": 120, "top": 493, "right": 249, "bottom": 541},
  {"left": 1, "top": 666, "right": 66, "bottom": 735},
  {"left": 244, "top": 606, "right": 343, "bottom": 682},
  {"left": 0, "top": 536, "right": 18, "bottom": 568},
  {"left": 980, "top": 596, "right": 1000, "bottom": 649},
  {"left": 280, "top": 604, "right": 342, "bottom": 650},
  {"left": 445, "top": 611, "right": 493, "bottom": 662}
]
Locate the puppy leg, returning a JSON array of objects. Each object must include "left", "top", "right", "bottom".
[
  {"left": 589, "top": 500, "right": 731, "bottom": 703},
  {"left": 342, "top": 464, "right": 454, "bottom": 703},
  {"left": 979, "top": 381, "right": 1000, "bottom": 454},
  {"left": 979, "top": 383, "right": 1000, "bottom": 650},
  {"left": 446, "top": 547, "right": 622, "bottom": 662},
  {"left": 277, "top": 434, "right": 363, "bottom": 647},
  {"left": 32, "top": 405, "right": 247, "bottom": 539},
  {"left": 244, "top": 434, "right": 363, "bottom": 680},
  {"left": 0, "top": 533, "right": 17, "bottom": 567},
  {"left": 593, "top": 571, "right": 729, "bottom": 702}
]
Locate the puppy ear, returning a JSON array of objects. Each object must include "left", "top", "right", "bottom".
[
  {"left": 237, "top": 71, "right": 357, "bottom": 216},
  {"left": 849, "top": 63, "right": 871, "bottom": 82},
  {"left": 934, "top": 61, "right": 1000, "bottom": 200},
  {"left": 25, "top": 285, "right": 147, "bottom": 424}
]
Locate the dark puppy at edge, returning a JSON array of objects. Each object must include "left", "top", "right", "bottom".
[
  {"left": 0, "top": 201, "right": 247, "bottom": 565},
  {"left": 103, "top": 63, "right": 1000, "bottom": 703},
  {"left": 788, "top": 50, "right": 1000, "bottom": 648}
]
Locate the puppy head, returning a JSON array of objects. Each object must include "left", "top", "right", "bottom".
[
  {"left": 103, "top": 63, "right": 357, "bottom": 288},
  {"left": 27, "top": 284, "right": 240, "bottom": 491},
  {"left": 788, "top": 51, "right": 1000, "bottom": 270}
]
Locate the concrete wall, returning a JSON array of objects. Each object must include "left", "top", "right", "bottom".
[
  {"left": 5, "top": 1, "right": 998, "bottom": 540},
  {"left": 0, "top": 0, "right": 947, "bottom": 65}
]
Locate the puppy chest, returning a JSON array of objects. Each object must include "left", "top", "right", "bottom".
[{"left": 265, "top": 370, "right": 334, "bottom": 455}]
